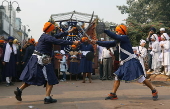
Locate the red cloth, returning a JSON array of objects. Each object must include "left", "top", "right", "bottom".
[
  {"left": 158, "top": 36, "right": 161, "bottom": 42},
  {"left": 0, "top": 40, "right": 4, "bottom": 43},
  {"left": 114, "top": 60, "right": 120, "bottom": 72}
]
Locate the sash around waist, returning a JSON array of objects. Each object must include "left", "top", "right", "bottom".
[
  {"left": 33, "top": 50, "right": 50, "bottom": 57},
  {"left": 120, "top": 54, "right": 137, "bottom": 65}
]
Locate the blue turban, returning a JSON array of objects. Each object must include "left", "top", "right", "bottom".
[
  {"left": 150, "top": 27, "right": 156, "bottom": 33},
  {"left": 8, "top": 36, "right": 14, "bottom": 41}
]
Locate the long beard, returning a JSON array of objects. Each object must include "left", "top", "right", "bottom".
[
  {"left": 71, "top": 48, "right": 77, "bottom": 51},
  {"left": 9, "top": 42, "right": 13, "bottom": 46}
]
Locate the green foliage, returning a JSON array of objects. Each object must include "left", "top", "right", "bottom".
[
  {"left": 127, "top": 21, "right": 170, "bottom": 46},
  {"left": 117, "top": 0, "right": 170, "bottom": 46},
  {"left": 117, "top": 0, "right": 170, "bottom": 24}
]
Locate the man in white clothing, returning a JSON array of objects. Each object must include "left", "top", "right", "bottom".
[
  {"left": 150, "top": 34, "right": 161, "bottom": 74},
  {"left": 159, "top": 33, "right": 170, "bottom": 76},
  {"left": 97, "top": 38, "right": 104, "bottom": 80},
  {"left": 101, "top": 47, "right": 114, "bottom": 80},
  {"left": 2, "top": 37, "right": 18, "bottom": 86},
  {"left": 146, "top": 27, "right": 156, "bottom": 72},
  {"left": 132, "top": 39, "right": 147, "bottom": 76}
]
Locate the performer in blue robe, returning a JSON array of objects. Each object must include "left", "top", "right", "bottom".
[
  {"left": 68, "top": 45, "right": 80, "bottom": 80},
  {"left": 79, "top": 37, "right": 94, "bottom": 83},
  {"left": 14, "top": 22, "right": 79, "bottom": 104},
  {"left": 2, "top": 37, "right": 18, "bottom": 86},
  {"left": 95, "top": 25, "right": 158, "bottom": 101}
]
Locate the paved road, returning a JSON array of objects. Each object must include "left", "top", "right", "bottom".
[{"left": 0, "top": 76, "right": 170, "bottom": 109}]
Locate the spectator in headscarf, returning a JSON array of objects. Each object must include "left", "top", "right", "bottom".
[
  {"left": 132, "top": 39, "right": 147, "bottom": 76},
  {"left": 59, "top": 50, "right": 68, "bottom": 82},
  {"left": 150, "top": 34, "right": 161, "bottom": 74},
  {"left": 13, "top": 39, "right": 22, "bottom": 81},
  {"left": 160, "top": 28, "right": 166, "bottom": 35},
  {"left": 159, "top": 33, "right": 170, "bottom": 75},
  {"left": 146, "top": 27, "right": 156, "bottom": 72}
]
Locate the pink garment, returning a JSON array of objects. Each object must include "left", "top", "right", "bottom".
[{"left": 158, "top": 36, "right": 161, "bottom": 42}]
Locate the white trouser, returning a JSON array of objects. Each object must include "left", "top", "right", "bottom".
[
  {"left": 115, "top": 76, "right": 145, "bottom": 83},
  {"left": 164, "top": 65, "right": 170, "bottom": 75},
  {"left": 42, "top": 66, "right": 48, "bottom": 81},
  {"left": 164, "top": 66, "right": 168, "bottom": 72},
  {"left": 168, "top": 65, "right": 170, "bottom": 72},
  {"left": 6, "top": 77, "right": 12, "bottom": 83}
]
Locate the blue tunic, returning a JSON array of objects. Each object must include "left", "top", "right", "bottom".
[
  {"left": 20, "top": 32, "right": 73, "bottom": 85},
  {"left": 96, "top": 30, "right": 144, "bottom": 81},
  {"left": 54, "top": 32, "right": 68, "bottom": 39},
  {"left": 22, "top": 44, "right": 35, "bottom": 66},
  {"left": 79, "top": 43, "right": 94, "bottom": 73},
  {"left": 68, "top": 51, "right": 80, "bottom": 74}
]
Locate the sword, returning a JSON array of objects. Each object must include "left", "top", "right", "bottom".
[{"left": 74, "top": 16, "right": 92, "bottom": 41}]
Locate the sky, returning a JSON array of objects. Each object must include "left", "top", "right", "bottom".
[{"left": 10, "top": 0, "right": 128, "bottom": 41}]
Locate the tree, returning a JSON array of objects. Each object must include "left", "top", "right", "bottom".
[
  {"left": 117, "top": 0, "right": 170, "bottom": 46},
  {"left": 117, "top": 0, "right": 170, "bottom": 25},
  {"left": 127, "top": 21, "right": 168, "bottom": 46}
]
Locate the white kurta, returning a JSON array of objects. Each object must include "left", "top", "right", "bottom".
[
  {"left": 151, "top": 41, "right": 161, "bottom": 69},
  {"left": 97, "top": 45, "right": 104, "bottom": 61},
  {"left": 159, "top": 40, "right": 170, "bottom": 66},
  {"left": 60, "top": 55, "right": 68, "bottom": 72},
  {"left": 132, "top": 46, "right": 147, "bottom": 76}
]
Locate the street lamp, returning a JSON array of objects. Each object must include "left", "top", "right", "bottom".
[{"left": 0, "top": 0, "right": 21, "bottom": 36}]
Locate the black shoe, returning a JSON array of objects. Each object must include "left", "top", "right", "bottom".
[
  {"left": 102, "top": 78, "right": 106, "bottom": 80},
  {"left": 44, "top": 97, "right": 57, "bottom": 104},
  {"left": 6, "top": 83, "right": 10, "bottom": 87},
  {"left": 108, "top": 78, "right": 113, "bottom": 80},
  {"left": 10, "top": 82, "right": 14, "bottom": 86},
  {"left": 14, "top": 87, "right": 22, "bottom": 101}
]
